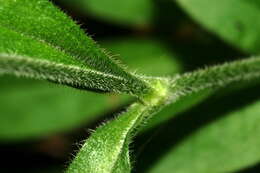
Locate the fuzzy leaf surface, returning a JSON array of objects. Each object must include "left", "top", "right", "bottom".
[
  {"left": 0, "top": 38, "right": 183, "bottom": 140},
  {"left": 67, "top": 81, "right": 169, "bottom": 173},
  {"left": 0, "top": 0, "right": 149, "bottom": 96},
  {"left": 169, "top": 57, "right": 260, "bottom": 102},
  {"left": 147, "top": 57, "right": 260, "bottom": 130},
  {"left": 67, "top": 57, "right": 260, "bottom": 173}
]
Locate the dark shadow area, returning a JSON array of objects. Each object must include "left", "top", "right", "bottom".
[
  {"left": 151, "top": 0, "right": 185, "bottom": 35},
  {"left": 0, "top": 141, "right": 65, "bottom": 172},
  {"left": 236, "top": 163, "right": 260, "bottom": 173},
  {"left": 53, "top": 0, "right": 247, "bottom": 73},
  {"left": 151, "top": 0, "right": 247, "bottom": 71},
  {"left": 133, "top": 83, "right": 260, "bottom": 172},
  {"left": 52, "top": 0, "right": 134, "bottom": 39}
]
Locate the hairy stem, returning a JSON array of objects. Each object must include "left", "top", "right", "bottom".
[{"left": 66, "top": 79, "right": 170, "bottom": 173}]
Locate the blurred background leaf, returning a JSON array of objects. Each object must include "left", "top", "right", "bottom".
[
  {"left": 134, "top": 82, "right": 260, "bottom": 173},
  {"left": 0, "top": 75, "right": 115, "bottom": 140},
  {"left": 100, "top": 38, "right": 182, "bottom": 76},
  {"left": 57, "top": 0, "right": 172, "bottom": 27},
  {"left": 60, "top": 0, "right": 153, "bottom": 27},
  {"left": 177, "top": 0, "right": 260, "bottom": 54},
  {"left": 143, "top": 89, "right": 260, "bottom": 173}
]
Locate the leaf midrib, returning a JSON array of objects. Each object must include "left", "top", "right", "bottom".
[
  {"left": 0, "top": 54, "right": 126, "bottom": 80},
  {"left": 109, "top": 80, "right": 171, "bottom": 172},
  {"left": 0, "top": 23, "right": 89, "bottom": 69},
  {"left": 169, "top": 61, "right": 260, "bottom": 103},
  {"left": 109, "top": 105, "right": 146, "bottom": 173}
]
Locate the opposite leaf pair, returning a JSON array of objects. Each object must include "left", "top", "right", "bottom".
[{"left": 1, "top": 0, "right": 260, "bottom": 173}]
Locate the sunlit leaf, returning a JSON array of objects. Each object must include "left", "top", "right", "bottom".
[
  {"left": 67, "top": 79, "right": 170, "bottom": 173},
  {"left": 0, "top": 38, "right": 182, "bottom": 140},
  {"left": 0, "top": 0, "right": 149, "bottom": 97}
]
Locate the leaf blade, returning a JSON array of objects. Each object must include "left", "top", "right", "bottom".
[
  {"left": 58, "top": 0, "right": 154, "bottom": 26},
  {"left": 0, "top": 0, "right": 150, "bottom": 96},
  {"left": 101, "top": 38, "right": 182, "bottom": 76},
  {"left": 66, "top": 103, "right": 149, "bottom": 173},
  {"left": 67, "top": 57, "right": 260, "bottom": 172},
  {"left": 177, "top": 0, "right": 260, "bottom": 53},
  {"left": 0, "top": 37, "right": 182, "bottom": 140},
  {"left": 170, "top": 57, "right": 260, "bottom": 103},
  {"left": 149, "top": 98, "right": 260, "bottom": 173},
  {"left": 67, "top": 79, "right": 170, "bottom": 173},
  {"left": 145, "top": 57, "right": 260, "bottom": 131},
  {"left": 0, "top": 54, "right": 134, "bottom": 94},
  {"left": 0, "top": 76, "right": 114, "bottom": 140}
]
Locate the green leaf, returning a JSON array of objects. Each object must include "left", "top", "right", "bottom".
[
  {"left": 0, "top": 0, "right": 150, "bottom": 97},
  {"left": 0, "top": 76, "right": 118, "bottom": 140},
  {"left": 144, "top": 89, "right": 212, "bottom": 131},
  {"left": 169, "top": 57, "right": 260, "bottom": 102},
  {"left": 59, "top": 0, "right": 154, "bottom": 26},
  {"left": 101, "top": 38, "right": 182, "bottom": 76},
  {"left": 0, "top": 38, "right": 182, "bottom": 140},
  {"left": 148, "top": 98, "right": 260, "bottom": 173},
  {"left": 103, "top": 39, "right": 210, "bottom": 131},
  {"left": 67, "top": 57, "right": 260, "bottom": 173},
  {"left": 100, "top": 39, "right": 213, "bottom": 132},
  {"left": 67, "top": 79, "right": 170, "bottom": 173},
  {"left": 177, "top": 0, "right": 260, "bottom": 53},
  {"left": 147, "top": 57, "right": 260, "bottom": 131}
]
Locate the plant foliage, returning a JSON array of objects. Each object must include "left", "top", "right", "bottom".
[{"left": 1, "top": 0, "right": 260, "bottom": 173}]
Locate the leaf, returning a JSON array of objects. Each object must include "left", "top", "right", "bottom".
[
  {"left": 0, "top": 0, "right": 149, "bottom": 97},
  {"left": 144, "top": 89, "right": 212, "bottom": 131},
  {"left": 0, "top": 76, "right": 117, "bottom": 140},
  {"left": 66, "top": 79, "right": 170, "bottom": 173},
  {"left": 176, "top": 0, "right": 260, "bottom": 53},
  {"left": 101, "top": 38, "right": 214, "bottom": 132},
  {"left": 101, "top": 38, "right": 182, "bottom": 76},
  {"left": 147, "top": 57, "right": 260, "bottom": 130},
  {"left": 169, "top": 57, "right": 260, "bottom": 102},
  {"left": 58, "top": 0, "right": 154, "bottom": 26},
  {"left": 0, "top": 38, "right": 182, "bottom": 140},
  {"left": 67, "top": 57, "right": 260, "bottom": 173},
  {"left": 148, "top": 98, "right": 260, "bottom": 173}
]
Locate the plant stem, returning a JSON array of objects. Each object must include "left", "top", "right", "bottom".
[{"left": 66, "top": 79, "right": 171, "bottom": 173}]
